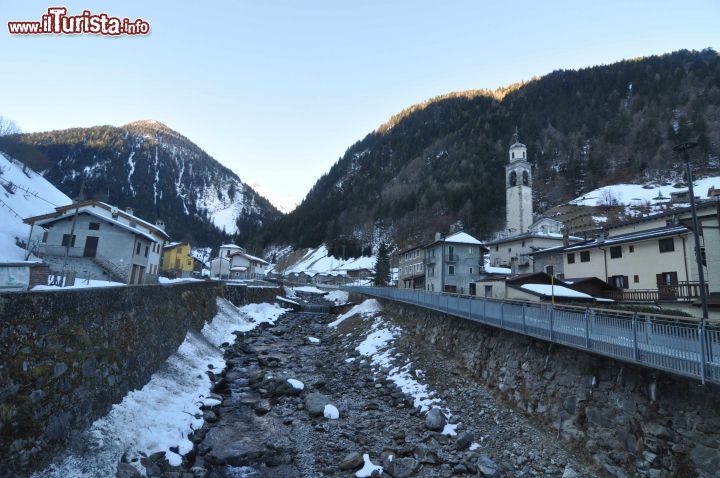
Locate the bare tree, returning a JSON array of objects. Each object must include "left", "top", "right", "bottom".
[{"left": 0, "top": 116, "right": 20, "bottom": 136}]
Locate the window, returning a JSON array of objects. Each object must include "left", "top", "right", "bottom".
[
  {"left": 469, "top": 267, "right": 474, "bottom": 275},
  {"left": 136, "top": 242, "right": 141, "bottom": 255},
  {"left": 42, "top": 231, "right": 48, "bottom": 243},
  {"left": 468, "top": 247, "right": 473, "bottom": 255},
  {"left": 656, "top": 271, "right": 679, "bottom": 286},
  {"left": 484, "top": 285, "right": 493, "bottom": 297},
  {"left": 610, "top": 246, "right": 622, "bottom": 259},
  {"left": 522, "top": 170, "right": 529, "bottom": 186},
  {"left": 580, "top": 251, "right": 590, "bottom": 263},
  {"left": 545, "top": 265, "right": 554, "bottom": 276},
  {"left": 659, "top": 238, "right": 675, "bottom": 253},
  {"left": 567, "top": 253, "right": 575, "bottom": 264},
  {"left": 448, "top": 245, "right": 455, "bottom": 261},
  {"left": 495, "top": 245, "right": 498, "bottom": 251},
  {"left": 89, "top": 222, "right": 100, "bottom": 230},
  {"left": 508, "top": 247, "right": 512, "bottom": 252},
  {"left": 634, "top": 275, "right": 639, "bottom": 283},
  {"left": 448, "top": 265, "right": 455, "bottom": 276},
  {"left": 61, "top": 234, "right": 76, "bottom": 247},
  {"left": 145, "top": 245, "right": 149, "bottom": 258},
  {"left": 629, "top": 245, "right": 635, "bottom": 253},
  {"left": 610, "top": 275, "right": 629, "bottom": 289}
]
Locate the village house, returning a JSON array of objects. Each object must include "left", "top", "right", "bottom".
[
  {"left": 160, "top": 242, "right": 194, "bottom": 278},
  {"left": 551, "top": 200, "right": 720, "bottom": 313},
  {"left": 423, "top": 231, "right": 488, "bottom": 295},
  {"left": 397, "top": 244, "right": 425, "bottom": 290},
  {"left": 472, "top": 272, "right": 609, "bottom": 303},
  {"left": 24, "top": 201, "right": 168, "bottom": 285},
  {"left": 228, "top": 250, "right": 269, "bottom": 280}
]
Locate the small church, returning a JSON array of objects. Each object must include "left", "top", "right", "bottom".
[{"left": 485, "top": 131, "right": 581, "bottom": 276}]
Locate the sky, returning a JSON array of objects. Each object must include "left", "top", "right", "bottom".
[{"left": 1, "top": 1, "right": 718, "bottom": 213}]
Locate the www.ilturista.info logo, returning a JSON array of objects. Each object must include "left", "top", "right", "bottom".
[{"left": 8, "top": 7, "right": 150, "bottom": 36}]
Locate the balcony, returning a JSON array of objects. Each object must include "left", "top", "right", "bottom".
[
  {"left": 425, "top": 256, "right": 436, "bottom": 265},
  {"left": 606, "top": 282, "right": 709, "bottom": 303},
  {"left": 444, "top": 254, "right": 458, "bottom": 263}
]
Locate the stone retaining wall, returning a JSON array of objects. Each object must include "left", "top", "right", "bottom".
[
  {"left": 377, "top": 298, "right": 720, "bottom": 478},
  {"left": 0, "top": 282, "right": 221, "bottom": 475}
]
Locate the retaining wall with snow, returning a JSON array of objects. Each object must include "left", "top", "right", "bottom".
[
  {"left": 0, "top": 281, "right": 222, "bottom": 474},
  {"left": 371, "top": 297, "right": 720, "bottom": 478}
]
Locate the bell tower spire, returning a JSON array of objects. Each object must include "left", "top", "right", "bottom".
[{"left": 505, "top": 129, "right": 533, "bottom": 234}]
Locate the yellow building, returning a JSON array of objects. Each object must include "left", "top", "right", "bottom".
[{"left": 161, "top": 242, "right": 194, "bottom": 277}]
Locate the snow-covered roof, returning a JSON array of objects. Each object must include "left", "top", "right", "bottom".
[
  {"left": 485, "top": 266, "right": 511, "bottom": 274},
  {"left": 220, "top": 244, "right": 242, "bottom": 249},
  {"left": 230, "top": 266, "right": 247, "bottom": 272},
  {"left": 520, "top": 284, "right": 593, "bottom": 299},
  {"left": 229, "top": 250, "right": 269, "bottom": 265},
  {"left": 444, "top": 231, "right": 483, "bottom": 245}
]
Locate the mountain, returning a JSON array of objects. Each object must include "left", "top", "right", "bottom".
[
  {"left": 0, "top": 152, "right": 71, "bottom": 263},
  {"left": 0, "top": 121, "right": 281, "bottom": 247},
  {"left": 261, "top": 48, "right": 720, "bottom": 251}
]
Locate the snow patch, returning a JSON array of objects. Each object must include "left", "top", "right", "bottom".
[
  {"left": 323, "top": 404, "right": 339, "bottom": 419},
  {"left": 328, "top": 299, "right": 381, "bottom": 328},
  {"left": 287, "top": 379, "right": 304, "bottom": 390},
  {"left": 355, "top": 454, "right": 383, "bottom": 478}
]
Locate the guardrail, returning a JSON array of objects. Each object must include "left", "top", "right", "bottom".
[{"left": 344, "top": 286, "right": 720, "bottom": 385}]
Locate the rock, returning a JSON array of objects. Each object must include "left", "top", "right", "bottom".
[
  {"left": 265, "top": 377, "right": 303, "bottom": 397},
  {"left": 253, "top": 400, "right": 272, "bottom": 415},
  {"left": 385, "top": 457, "right": 419, "bottom": 477},
  {"left": 203, "top": 410, "right": 217, "bottom": 424},
  {"left": 455, "top": 432, "right": 473, "bottom": 450},
  {"left": 452, "top": 463, "right": 468, "bottom": 474},
  {"left": 562, "top": 464, "right": 578, "bottom": 478},
  {"left": 425, "top": 408, "right": 447, "bottom": 431},
  {"left": 339, "top": 452, "right": 365, "bottom": 470},
  {"left": 116, "top": 462, "right": 141, "bottom": 478},
  {"left": 413, "top": 444, "right": 439, "bottom": 465},
  {"left": 477, "top": 455, "right": 498, "bottom": 477},
  {"left": 305, "top": 393, "right": 331, "bottom": 417}
]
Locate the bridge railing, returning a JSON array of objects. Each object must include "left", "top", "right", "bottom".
[{"left": 343, "top": 286, "right": 719, "bottom": 385}]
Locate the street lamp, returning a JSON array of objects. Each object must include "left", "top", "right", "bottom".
[{"left": 672, "top": 142, "right": 709, "bottom": 323}]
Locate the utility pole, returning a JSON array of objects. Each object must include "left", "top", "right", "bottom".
[{"left": 673, "top": 142, "right": 709, "bottom": 323}]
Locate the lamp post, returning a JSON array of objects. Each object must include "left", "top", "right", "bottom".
[{"left": 672, "top": 142, "right": 709, "bottom": 323}]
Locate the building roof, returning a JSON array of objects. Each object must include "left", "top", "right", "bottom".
[
  {"left": 229, "top": 251, "right": 269, "bottom": 265},
  {"left": 32, "top": 208, "right": 165, "bottom": 243},
  {"left": 423, "top": 231, "right": 490, "bottom": 251},
  {"left": 559, "top": 225, "right": 688, "bottom": 253},
  {"left": 219, "top": 244, "right": 243, "bottom": 249},
  {"left": 605, "top": 199, "right": 717, "bottom": 230},
  {"left": 24, "top": 200, "right": 169, "bottom": 240},
  {"left": 484, "top": 231, "right": 583, "bottom": 247},
  {"left": 163, "top": 241, "right": 189, "bottom": 250},
  {"left": 516, "top": 283, "right": 595, "bottom": 300}
]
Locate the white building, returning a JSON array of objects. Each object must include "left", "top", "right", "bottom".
[
  {"left": 505, "top": 133, "right": 533, "bottom": 235},
  {"left": 24, "top": 201, "right": 168, "bottom": 284},
  {"left": 228, "top": 251, "right": 269, "bottom": 280}
]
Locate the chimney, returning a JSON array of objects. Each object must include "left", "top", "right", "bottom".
[
  {"left": 155, "top": 219, "right": 165, "bottom": 230},
  {"left": 596, "top": 231, "right": 607, "bottom": 244},
  {"left": 562, "top": 227, "right": 570, "bottom": 247},
  {"left": 125, "top": 206, "right": 134, "bottom": 216},
  {"left": 435, "top": 232, "right": 442, "bottom": 241}
]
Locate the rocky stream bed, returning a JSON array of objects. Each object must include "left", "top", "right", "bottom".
[{"left": 118, "top": 295, "right": 605, "bottom": 478}]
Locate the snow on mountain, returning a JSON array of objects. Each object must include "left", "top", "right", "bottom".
[
  {"left": 570, "top": 176, "right": 720, "bottom": 208},
  {"left": 281, "top": 244, "right": 376, "bottom": 275},
  {"left": 0, "top": 152, "right": 71, "bottom": 263}
]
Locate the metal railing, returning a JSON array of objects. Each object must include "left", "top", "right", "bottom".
[
  {"left": 343, "top": 286, "right": 720, "bottom": 385},
  {"left": 606, "top": 282, "right": 709, "bottom": 302}
]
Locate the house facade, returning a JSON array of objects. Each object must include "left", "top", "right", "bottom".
[
  {"left": 423, "top": 231, "right": 487, "bottom": 295},
  {"left": 228, "top": 251, "right": 269, "bottom": 280},
  {"left": 397, "top": 245, "right": 425, "bottom": 290},
  {"left": 25, "top": 201, "right": 168, "bottom": 285},
  {"left": 161, "top": 242, "right": 194, "bottom": 278}
]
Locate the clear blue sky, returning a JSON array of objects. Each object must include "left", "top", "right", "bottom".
[{"left": 1, "top": 1, "right": 718, "bottom": 212}]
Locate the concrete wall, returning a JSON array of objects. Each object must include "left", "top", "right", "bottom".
[{"left": 375, "top": 298, "right": 720, "bottom": 478}]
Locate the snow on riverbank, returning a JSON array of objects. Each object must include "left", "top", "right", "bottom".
[
  {"left": 349, "top": 303, "right": 456, "bottom": 429},
  {"left": 36, "top": 298, "right": 289, "bottom": 477},
  {"left": 328, "top": 298, "right": 381, "bottom": 328}
]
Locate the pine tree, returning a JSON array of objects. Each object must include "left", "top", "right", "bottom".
[{"left": 374, "top": 242, "right": 390, "bottom": 286}]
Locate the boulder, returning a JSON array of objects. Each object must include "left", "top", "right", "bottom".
[
  {"left": 425, "top": 408, "right": 447, "bottom": 431},
  {"left": 455, "top": 431, "right": 473, "bottom": 450},
  {"left": 339, "top": 452, "right": 365, "bottom": 470},
  {"left": 116, "top": 462, "right": 141, "bottom": 478},
  {"left": 477, "top": 455, "right": 498, "bottom": 477},
  {"left": 305, "top": 393, "right": 331, "bottom": 417},
  {"left": 413, "top": 444, "right": 439, "bottom": 465},
  {"left": 385, "top": 457, "right": 419, "bottom": 477}
]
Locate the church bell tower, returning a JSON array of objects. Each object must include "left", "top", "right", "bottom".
[{"left": 505, "top": 129, "right": 533, "bottom": 235}]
